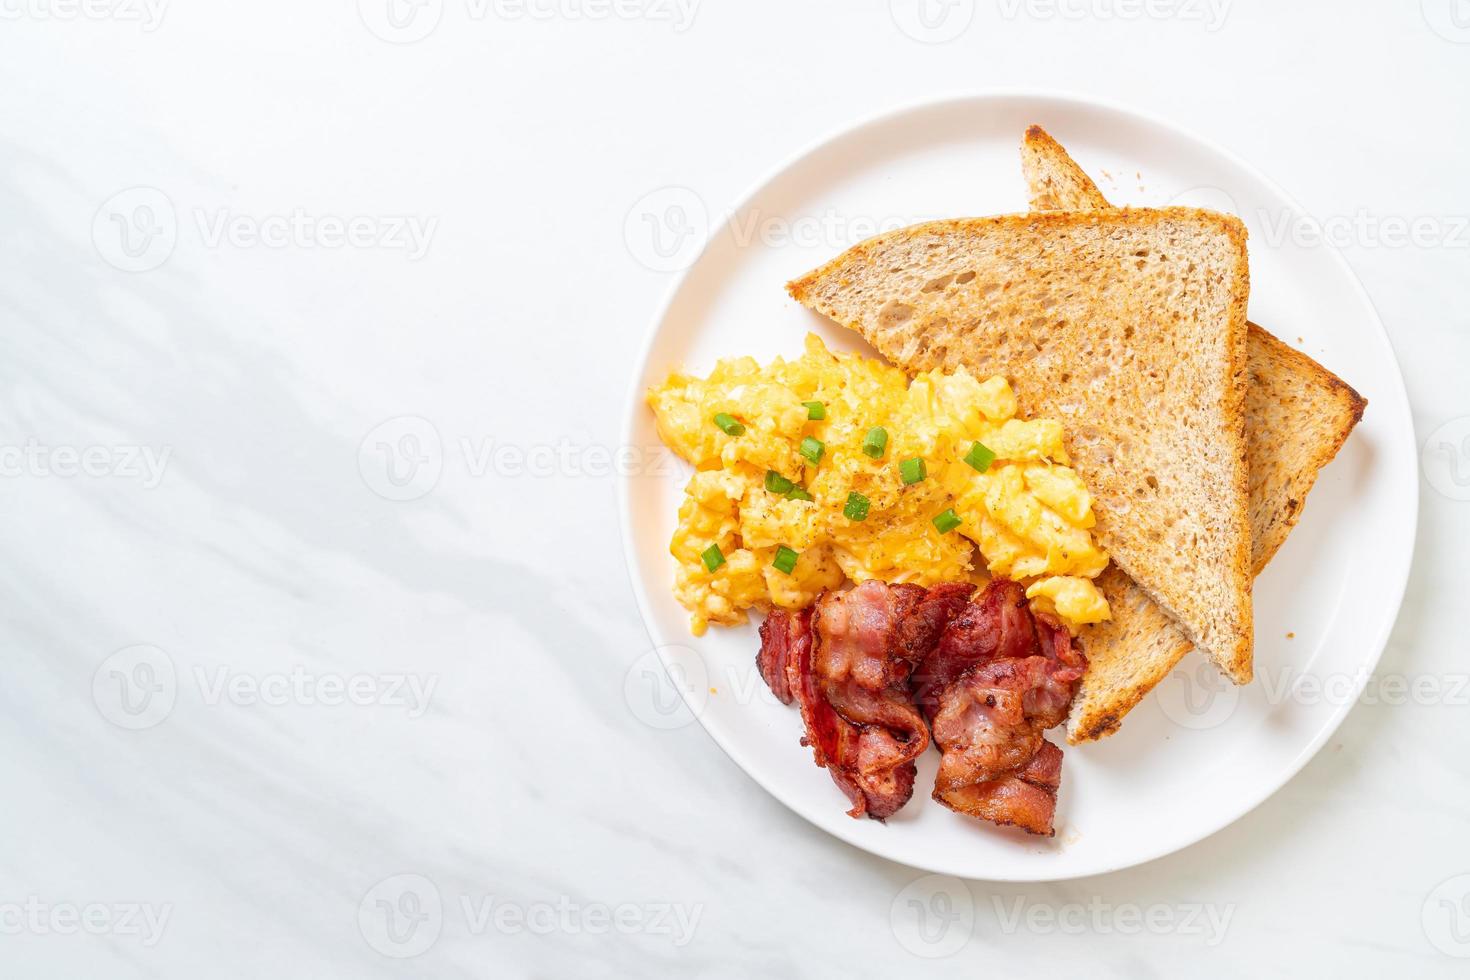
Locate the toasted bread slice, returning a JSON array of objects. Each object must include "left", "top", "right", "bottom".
[
  {"left": 1020, "top": 126, "right": 1366, "bottom": 739},
  {"left": 788, "top": 208, "right": 1255, "bottom": 685}
]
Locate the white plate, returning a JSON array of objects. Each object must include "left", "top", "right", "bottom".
[{"left": 618, "top": 92, "right": 1417, "bottom": 881}]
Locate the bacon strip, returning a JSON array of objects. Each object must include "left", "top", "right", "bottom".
[
  {"left": 916, "top": 580, "right": 1086, "bottom": 837},
  {"left": 755, "top": 582, "right": 971, "bottom": 820}
]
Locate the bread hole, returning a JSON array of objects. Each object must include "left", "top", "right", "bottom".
[
  {"left": 1124, "top": 325, "right": 1135, "bottom": 339},
  {"left": 1059, "top": 372, "right": 1071, "bottom": 383},
  {"left": 956, "top": 271, "right": 976, "bottom": 284},
  {"left": 922, "top": 274, "right": 955, "bottom": 293},
  {"left": 1145, "top": 474, "right": 1159, "bottom": 491},
  {"left": 878, "top": 301, "right": 914, "bottom": 328}
]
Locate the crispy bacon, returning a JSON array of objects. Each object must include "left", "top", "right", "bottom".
[
  {"left": 755, "top": 578, "right": 1084, "bottom": 833},
  {"left": 937, "top": 741, "right": 1063, "bottom": 836},
  {"left": 755, "top": 581, "right": 971, "bottom": 820},
  {"left": 916, "top": 580, "right": 1086, "bottom": 836}
]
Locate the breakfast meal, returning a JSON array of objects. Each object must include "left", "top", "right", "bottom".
[{"left": 643, "top": 126, "right": 1366, "bottom": 837}]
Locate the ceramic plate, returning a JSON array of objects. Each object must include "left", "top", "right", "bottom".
[{"left": 618, "top": 92, "right": 1416, "bottom": 881}]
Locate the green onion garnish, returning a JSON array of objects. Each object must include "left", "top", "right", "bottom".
[
  {"left": 803, "top": 401, "right": 826, "bottom": 420},
  {"left": 772, "top": 545, "right": 799, "bottom": 574},
  {"left": 764, "top": 470, "right": 794, "bottom": 494},
  {"left": 843, "top": 491, "right": 871, "bottom": 522},
  {"left": 899, "top": 457, "right": 927, "bottom": 485},
  {"left": 963, "top": 441, "right": 996, "bottom": 472},
  {"left": 785, "top": 486, "right": 813, "bottom": 502},
  {"left": 861, "top": 427, "right": 889, "bottom": 459},
  {"left": 799, "top": 437, "right": 825, "bottom": 464},
  {"left": 701, "top": 544, "right": 726, "bottom": 571},
  {"left": 932, "top": 509, "right": 962, "bottom": 534},
  {"left": 713, "top": 413, "right": 745, "bottom": 436}
]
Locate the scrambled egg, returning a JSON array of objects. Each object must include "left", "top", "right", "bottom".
[{"left": 647, "top": 334, "right": 1111, "bottom": 635}]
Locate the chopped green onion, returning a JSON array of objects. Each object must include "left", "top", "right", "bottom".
[
  {"left": 932, "top": 508, "right": 962, "bottom": 534},
  {"left": 899, "top": 457, "right": 927, "bottom": 485},
  {"left": 963, "top": 441, "right": 996, "bottom": 472},
  {"left": 861, "top": 427, "right": 889, "bottom": 459},
  {"left": 700, "top": 544, "right": 726, "bottom": 571},
  {"left": 803, "top": 401, "right": 826, "bottom": 420},
  {"left": 713, "top": 413, "right": 745, "bottom": 436},
  {"left": 785, "top": 486, "right": 814, "bottom": 502},
  {"left": 772, "top": 545, "right": 799, "bottom": 574},
  {"left": 799, "top": 437, "right": 825, "bottom": 464},
  {"left": 764, "top": 470, "right": 794, "bottom": 494},
  {"left": 843, "top": 491, "right": 871, "bottom": 522}
]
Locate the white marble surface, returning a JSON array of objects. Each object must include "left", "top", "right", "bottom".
[{"left": 1, "top": 1, "right": 1466, "bottom": 976}]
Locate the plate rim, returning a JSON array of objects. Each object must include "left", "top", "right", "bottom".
[{"left": 616, "top": 88, "right": 1419, "bottom": 882}]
